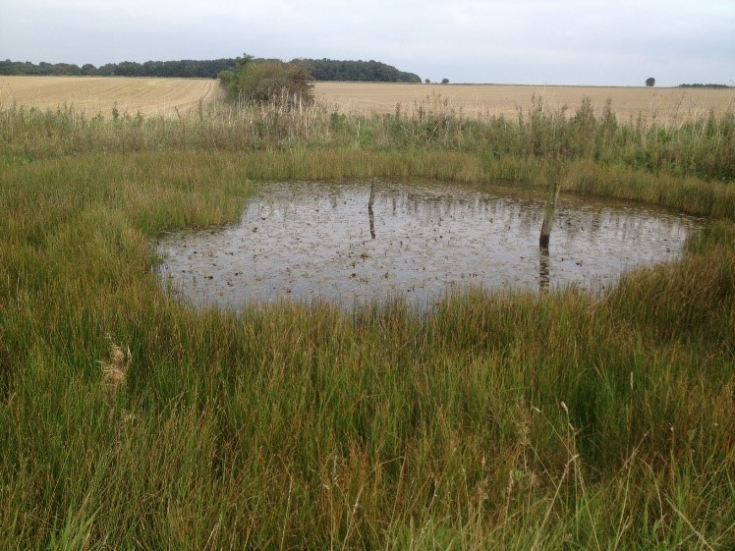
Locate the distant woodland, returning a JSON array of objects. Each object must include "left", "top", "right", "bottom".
[
  {"left": 0, "top": 57, "right": 422, "bottom": 83},
  {"left": 677, "top": 83, "right": 733, "bottom": 89}
]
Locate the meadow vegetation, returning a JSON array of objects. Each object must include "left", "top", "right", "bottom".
[{"left": 1, "top": 91, "right": 734, "bottom": 549}]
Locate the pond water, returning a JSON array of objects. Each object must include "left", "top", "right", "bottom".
[{"left": 156, "top": 180, "right": 705, "bottom": 310}]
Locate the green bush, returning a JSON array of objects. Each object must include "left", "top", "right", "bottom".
[{"left": 218, "top": 55, "right": 314, "bottom": 108}]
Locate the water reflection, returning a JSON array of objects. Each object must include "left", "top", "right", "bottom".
[
  {"left": 539, "top": 246, "right": 550, "bottom": 293},
  {"left": 156, "top": 180, "right": 705, "bottom": 310}
]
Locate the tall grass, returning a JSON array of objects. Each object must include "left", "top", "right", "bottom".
[
  {"left": 2, "top": 95, "right": 734, "bottom": 182},
  {"left": 0, "top": 97, "right": 734, "bottom": 549}
]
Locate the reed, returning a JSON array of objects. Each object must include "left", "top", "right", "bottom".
[
  {"left": 2, "top": 97, "right": 733, "bottom": 182},
  {"left": 0, "top": 97, "right": 734, "bottom": 549}
]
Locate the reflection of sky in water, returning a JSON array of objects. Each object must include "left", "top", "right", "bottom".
[{"left": 156, "top": 180, "right": 705, "bottom": 310}]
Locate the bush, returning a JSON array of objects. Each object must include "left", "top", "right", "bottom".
[{"left": 218, "top": 55, "right": 314, "bottom": 108}]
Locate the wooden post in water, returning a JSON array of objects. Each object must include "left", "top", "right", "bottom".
[
  {"left": 539, "top": 163, "right": 564, "bottom": 248},
  {"left": 368, "top": 181, "right": 376, "bottom": 239}
]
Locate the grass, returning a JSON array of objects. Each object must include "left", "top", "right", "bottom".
[{"left": 0, "top": 94, "right": 734, "bottom": 549}]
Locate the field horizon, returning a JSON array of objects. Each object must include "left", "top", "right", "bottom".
[
  {"left": 2, "top": 75, "right": 733, "bottom": 124},
  {"left": 0, "top": 76, "right": 222, "bottom": 117},
  {"left": 315, "top": 81, "right": 735, "bottom": 124}
]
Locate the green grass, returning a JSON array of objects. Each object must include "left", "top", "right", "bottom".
[{"left": 1, "top": 98, "right": 734, "bottom": 549}]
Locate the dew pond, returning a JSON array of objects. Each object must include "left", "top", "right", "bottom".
[{"left": 156, "top": 180, "right": 705, "bottom": 310}]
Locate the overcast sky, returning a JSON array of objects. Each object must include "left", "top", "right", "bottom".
[{"left": 1, "top": 0, "right": 733, "bottom": 86}]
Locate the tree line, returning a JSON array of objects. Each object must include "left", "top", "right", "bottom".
[
  {"left": 0, "top": 59, "right": 235, "bottom": 78},
  {"left": 306, "top": 58, "right": 420, "bottom": 82},
  {"left": 678, "top": 83, "right": 732, "bottom": 89},
  {"left": 0, "top": 57, "right": 421, "bottom": 82}
]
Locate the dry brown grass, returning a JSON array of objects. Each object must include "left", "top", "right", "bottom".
[
  {"left": 314, "top": 82, "right": 735, "bottom": 125},
  {"left": 0, "top": 76, "right": 222, "bottom": 117},
  {"left": 100, "top": 342, "right": 130, "bottom": 394}
]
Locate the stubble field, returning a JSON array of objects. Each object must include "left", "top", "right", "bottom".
[
  {"left": 1, "top": 75, "right": 733, "bottom": 123},
  {"left": 0, "top": 76, "right": 222, "bottom": 117},
  {"left": 316, "top": 81, "right": 735, "bottom": 124}
]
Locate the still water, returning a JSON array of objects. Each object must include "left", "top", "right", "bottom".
[{"left": 156, "top": 180, "right": 704, "bottom": 310}]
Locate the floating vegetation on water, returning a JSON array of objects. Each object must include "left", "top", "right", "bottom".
[{"left": 157, "top": 180, "right": 704, "bottom": 310}]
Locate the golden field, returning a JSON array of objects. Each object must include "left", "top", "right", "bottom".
[
  {"left": 0, "top": 76, "right": 222, "bottom": 117},
  {"left": 1, "top": 75, "right": 733, "bottom": 123},
  {"left": 316, "top": 82, "right": 735, "bottom": 124}
]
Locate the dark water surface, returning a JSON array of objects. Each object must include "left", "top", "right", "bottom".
[{"left": 156, "top": 180, "right": 705, "bottom": 310}]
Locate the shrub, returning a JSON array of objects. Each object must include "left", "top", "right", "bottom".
[{"left": 218, "top": 55, "right": 314, "bottom": 109}]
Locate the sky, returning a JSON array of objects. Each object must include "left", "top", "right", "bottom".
[{"left": 1, "top": 0, "right": 733, "bottom": 87}]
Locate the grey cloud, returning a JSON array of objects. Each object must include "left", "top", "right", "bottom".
[{"left": 1, "top": 0, "right": 732, "bottom": 86}]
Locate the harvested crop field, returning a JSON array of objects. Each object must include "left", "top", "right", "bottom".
[
  {"left": 315, "top": 82, "right": 735, "bottom": 124},
  {"left": 0, "top": 76, "right": 222, "bottom": 117},
  {"left": 1, "top": 76, "right": 732, "bottom": 123}
]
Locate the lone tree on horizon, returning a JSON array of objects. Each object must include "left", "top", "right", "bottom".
[{"left": 646, "top": 77, "right": 656, "bottom": 87}]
